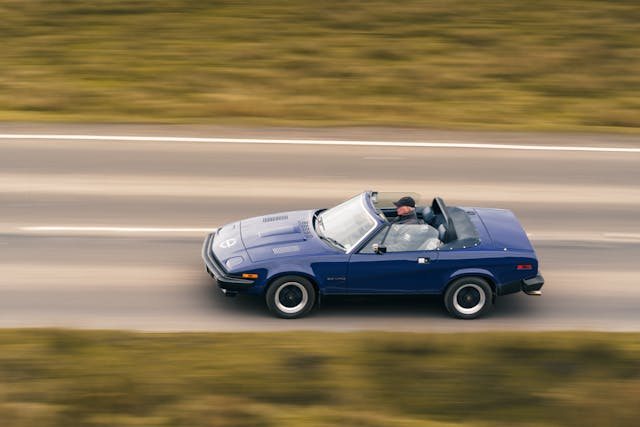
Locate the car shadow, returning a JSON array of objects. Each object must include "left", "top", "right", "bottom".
[
  {"left": 318, "top": 294, "right": 449, "bottom": 318},
  {"left": 491, "top": 293, "right": 543, "bottom": 318},
  {"left": 203, "top": 282, "right": 450, "bottom": 319},
  {"left": 203, "top": 277, "right": 541, "bottom": 321},
  {"left": 202, "top": 279, "right": 271, "bottom": 316}
]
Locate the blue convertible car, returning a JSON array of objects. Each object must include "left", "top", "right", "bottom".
[{"left": 202, "top": 191, "right": 544, "bottom": 319}]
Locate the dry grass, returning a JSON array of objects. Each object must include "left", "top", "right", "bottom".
[
  {"left": 0, "top": 330, "right": 639, "bottom": 426},
  {"left": 0, "top": 1, "right": 639, "bottom": 131}
]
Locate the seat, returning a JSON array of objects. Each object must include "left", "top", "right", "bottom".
[
  {"left": 421, "top": 206, "right": 435, "bottom": 225},
  {"left": 437, "top": 224, "right": 447, "bottom": 242},
  {"left": 413, "top": 224, "right": 441, "bottom": 250},
  {"left": 386, "top": 224, "right": 441, "bottom": 252}
]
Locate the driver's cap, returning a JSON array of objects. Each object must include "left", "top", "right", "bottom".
[{"left": 393, "top": 196, "right": 416, "bottom": 208}]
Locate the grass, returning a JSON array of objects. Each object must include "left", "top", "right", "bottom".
[
  {"left": 0, "top": 1, "right": 639, "bottom": 131},
  {"left": 0, "top": 330, "right": 639, "bottom": 426}
]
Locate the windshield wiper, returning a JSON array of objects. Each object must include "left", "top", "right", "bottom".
[
  {"left": 319, "top": 235, "right": 346, "bottom": 251},
  {"left": 314, "top": 211, "right": 326, "bottom": 235},
  {"left": 313, "top": 211, "right": 345, "bottom": 250}
]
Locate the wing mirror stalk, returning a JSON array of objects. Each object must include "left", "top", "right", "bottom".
[{"left": 372, "top": 244, "right": 387, "bottom": 255}]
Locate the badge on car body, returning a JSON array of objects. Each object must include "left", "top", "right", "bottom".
[{"left": 219, "top": 238, "right": 237, "bottom": 249}]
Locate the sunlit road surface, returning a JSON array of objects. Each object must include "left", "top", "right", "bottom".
[{"left": 1, "top": 124, "right": 639, "bottom": 332}]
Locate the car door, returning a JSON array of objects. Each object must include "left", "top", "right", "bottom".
[{"left": 346, "top": 224, "right": 441, "bottom": 294}]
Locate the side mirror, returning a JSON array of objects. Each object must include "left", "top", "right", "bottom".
[{"left": 372, "top": 243, "right": 387, "bottom": 255}]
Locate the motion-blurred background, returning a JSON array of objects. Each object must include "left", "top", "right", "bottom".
[
  {"left": 2, "top": 0, "right": 639, "bottom": 130},
  {"left": 1, "top": 1, "right": 639, "bottom": 426}
]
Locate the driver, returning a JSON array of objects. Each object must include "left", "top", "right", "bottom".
[{"left": 392, "top": 196, "right": 420, "bottom": 224}]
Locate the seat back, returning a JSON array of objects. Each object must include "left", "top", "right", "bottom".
[
  {"left": 421, "top": 206, "right": 435, "bottom": 224},
  {"left": 437, "top": 224, "right": 447, "bottom": 242}
]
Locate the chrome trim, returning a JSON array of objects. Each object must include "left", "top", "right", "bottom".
[
  {"left": 274, "top": 281, "right": 309, "bottom": 314},
  {"left": 452, "top": 283, "right": 486, "bottom": 315}
]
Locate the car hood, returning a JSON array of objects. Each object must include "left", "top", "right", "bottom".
[
  {"left": 474, "top": 208, "right": 535, "bottom": 252},
  {"left": 239, "top": 209, "right": 335, "bottom": 262}
]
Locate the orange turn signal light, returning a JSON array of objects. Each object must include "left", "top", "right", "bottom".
[{"left": 241, "top": 273, "right": 259, "bottom": 279}]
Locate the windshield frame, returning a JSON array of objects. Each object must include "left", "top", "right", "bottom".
[{"left": 316, "top": 192, "right": 383, "bottom": 254}]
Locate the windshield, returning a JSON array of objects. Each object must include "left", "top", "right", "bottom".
[{"left": 317, "top": 194, "right": 378, "bottom": 252}]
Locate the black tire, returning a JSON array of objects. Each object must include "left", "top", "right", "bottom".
[
  {"left": 444, "top": 277, "right": 493, "bottom": 319},
  {"left": 266, "top": 275, "right": 316, "bottom": 319}
]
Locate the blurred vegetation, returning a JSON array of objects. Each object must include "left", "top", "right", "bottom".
[
  {"left": 0, "top": 330, "right": 638, "bottom": 426},
  {"left": 0, "top": 1, "right": 639, "bottom": 131}
]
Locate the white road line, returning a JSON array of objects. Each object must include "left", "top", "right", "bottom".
[
  {"left": 363, "top": 156, "right": 407, "bottom": 160},
  {"left": 604, "top": 232, "right": 640, "bottom": 239},
  {"left": 15, "top": 226, "right": 640, "bottom": 243},
  {"left": 1, "top": 133, "right": 639, "bottom": 153},
  {"left": 21, "top": 226, "right": 215, "bottom": 234},
  {"left": 528, "top": 232, "right": 640, "bottom": 244}
]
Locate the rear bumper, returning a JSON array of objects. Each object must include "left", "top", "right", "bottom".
[
  {"left": 522, "top": 274, "right": 545, "bottom": 295},
  {"left": 498, "top": 274, "right": 545, "bottom": 296},
  {"left": 202, "top": 232, "right": 256, "bottom": 292}
]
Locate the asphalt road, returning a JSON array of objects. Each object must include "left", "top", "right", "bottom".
[{"left": 1, "top": 124, "right": 639, "bottom": 331}]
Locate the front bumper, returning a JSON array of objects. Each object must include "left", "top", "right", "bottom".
[
  {"left": 498, "top": 274, "right": 545, "bottom": 296},
  {"left": 202, "top": 231, "right": 256, "bottom": 292}
]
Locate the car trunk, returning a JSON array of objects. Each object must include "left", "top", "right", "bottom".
[{"left": 474, "top": 208, "right": 535, "bottom": 252}]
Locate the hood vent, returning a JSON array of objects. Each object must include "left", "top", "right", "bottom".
[
  {"left": 263, "top": 215, "right": 288, "bottom": 223},
  {"left": 272, "top": 245, "right": 301, "bottom": 255},
  {"left": 298, "top": 220, "right": 311, "bottom": 237}
]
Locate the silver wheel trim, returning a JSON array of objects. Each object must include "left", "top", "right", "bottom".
[
  {"left": 452, "top": 283, "right": 486, "bottom": 315},
  {"left": 274, "top": 282, "right": 309, "bottom": 314}
]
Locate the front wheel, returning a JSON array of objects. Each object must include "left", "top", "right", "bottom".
[
  {"left": 266, "top": 276, "right": 316, "bottom": 319},
  {"left": 444, "top": 277, "right": 493, "bottom": 319}
]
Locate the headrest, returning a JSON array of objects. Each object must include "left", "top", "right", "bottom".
[{"left": 421, "top": 206, "right": 435, "bottom": 223}]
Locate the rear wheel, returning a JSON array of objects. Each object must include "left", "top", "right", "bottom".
[
  {"left": 444, "top": 277, "right": 493, "bottom": 319},
  {"left": 266, "top": 275, "right": 316, "bottom": 319}
]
